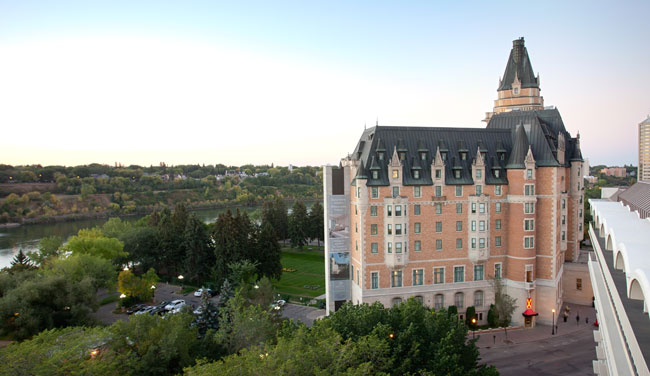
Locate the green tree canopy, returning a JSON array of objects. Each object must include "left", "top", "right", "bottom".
[{"left": 64, "top": 228, "right": 128, "bottom": 265}]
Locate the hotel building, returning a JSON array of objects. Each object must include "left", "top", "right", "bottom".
[{"left": 324, "top": 38, "right": 586, "bottom": 327}]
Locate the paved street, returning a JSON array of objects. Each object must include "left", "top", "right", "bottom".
[
  {"left": 280, "top": 303, "right": 326, "bottom": 327},
  {"left": 478, "top": 303, "right": 597, "bottom": 375}
]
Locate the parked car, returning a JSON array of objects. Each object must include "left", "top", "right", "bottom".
[
  {"left": 134, "top": 306, "right": 155, "bottom": 315},
  {"left": 126, "top": 304, "right": 147, "bottom": 315},
  {"left": 270, "top": 299, "right": 286, "bottom": 311},
  {"left": 149, "top": 305, "right": 167, "bottom": 315},
  {"left": 194, "top": 288, "right": 215, "bottom": 297},
  {"left": 164, "top": 300, "right": 186, "bottom": 311}
]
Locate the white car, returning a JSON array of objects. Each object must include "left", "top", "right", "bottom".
[
  {"left": 270, "top": 299, "right": 286, "bottom": 311},
  {"left": 164, "top": 300, "right": 186, "bottom": 311},
  {"left": 134, "top": 306, "right": 154, "bottom": 315}
]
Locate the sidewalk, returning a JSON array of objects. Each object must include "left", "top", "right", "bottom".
[{"left": 475, "top": 302, "right": 597, "bottom": 349}]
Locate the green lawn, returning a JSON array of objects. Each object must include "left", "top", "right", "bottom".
[{"left": 273, "top": 247, "right": 325, "bottom": 298}]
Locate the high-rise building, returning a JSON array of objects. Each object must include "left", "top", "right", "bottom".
[
  {"left": 323, "top": 38, "right": 586, "bottom": 327},
  {"left": 639, "top": 116, "right": 650, "bottom": 182}
]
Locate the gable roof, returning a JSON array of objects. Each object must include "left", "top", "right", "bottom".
[{"left": 498, "top": 37, "right": 539, "bottom": 91}]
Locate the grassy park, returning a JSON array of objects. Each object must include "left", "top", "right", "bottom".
[{"left": 273, "top": 246, "right": 325, "bottom": 298}]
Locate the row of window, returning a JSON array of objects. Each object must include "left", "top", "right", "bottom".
[
  {"left": 374, "top": 219, "right": 508, "bottom": 236},
  {"left": 372, "top": 201, "right": 509, "bottom": 217},
  {"left": 370, "top": 234, "right": 533, "bottom": 253},
  {"left": 367, "top": 264, "right": 500, "bottom": 289},
  {"left": 370, "top": 185, "right": 507, "bottom": 199}
]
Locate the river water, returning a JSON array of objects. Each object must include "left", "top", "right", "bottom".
[{"left": 0, "top": 206, "right": 260, "bottom": 269}]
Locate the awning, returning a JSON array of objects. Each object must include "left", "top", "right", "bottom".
[{"left": 522, "top": 309, "right": 539, "bottom": 317}]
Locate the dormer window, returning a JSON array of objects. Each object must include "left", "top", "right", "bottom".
[
  {"left": 392, "top": 170, "right": 399, "bottom": 179},
  {"left": 460, "top": 152, "right": 467, "bottom": 161},
  {"left": 435, "top": 169, "right": 441, "bottom": 179},
  {"left": 476, "top": 170, "right": 482, "bottom": 179},
  {"left": 514, "top": 87, "right": 519, "bottom": 95},
  {"left": 372, "top": 171, "right": 379, "bottom": 179},
  {"left": 481, "top": 152, "right": 486, "bottom": 160},
  {"left": 413, "top": 170, "right": 420, "bottom": 179},
  {"left": 420, "top": 152, "right": 426, "bottom": 160},
  {"left": 441, "top": 152, "right": 447, "bottom": 161},
  {"left": 499, "top": 152, "right": 505, "bottom": 161},
  {"left": 399, "top": 152, "right": 406, "bottom": 161},
  {"left": 454, "top": 170, "right": 461, "bottom": 179},
  {"left": 494, "top": 170, "right": 500, "bottom": 178},
  {"left": 378, "top": 152, "right": 384, "bottom": 161}
]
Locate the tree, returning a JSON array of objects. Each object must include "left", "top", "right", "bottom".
[
  {"left": 288, "top": 200, "right": 308, "bottom": 249},
  {"left": 80, "top": 183, "right": 96, "bottom": 201},
  {"left": 183, "top": 215, "right": 214, "bottom": 285},
  {"left": 308, "top": 201, "right": 324, "bottom": 249},
  {"left": 465, "top": 306, "right": 477, "bottom": 328},
  {"left": 7, "top": 250, "right": 36, "bottom": 273},
  {"left": 491, "top": 277, "right": 517, "bottom": 327},
  {"left": 118, "top": 269, "right": 159, "bottom": 303},
  {"left": 27, "top": 235, "right": 64, "bottom": 266},
  {"left": 262, "top": 197, "right": 288, "bottom": 243},
  {"left": 255, "top": 221, "right": 282, "bottom": 280},
  {"left": 44, "top": 253, "right": 116, "bottom": 290},
  {"left": 193, "top": 290, "right": 220, "bottom": 337},
  {"left": 64, "top": 228, "right": 128, "bottom": 265},
  {"left": 487, "top": 304, "right": 498, "bottom": 327},
  {"left": 211, "top": 210, "right": 254, "bottom": 286}
]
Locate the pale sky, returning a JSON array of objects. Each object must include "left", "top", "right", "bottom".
[{"left": 1, "top": 1, "right": 648, "bottom": 167}]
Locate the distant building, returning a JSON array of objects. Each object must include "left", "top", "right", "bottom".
[
  {"left": 587, "top": 200, "right": 650, "bottom": 375},
  {"left": 324, "top": 38, "right": 586, "bottom": 328},
  {"left": 600, "top": 167, "right": 626, "bottom": 177},
  {"left": 585, "top": 176, "right": 598, "bottom": 184},
  {"left": 640, "top": 116, "right": 650, "bottom": 182}
]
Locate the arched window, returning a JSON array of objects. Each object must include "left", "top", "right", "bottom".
[
  {"left": 474, "top": 291, "right": 484, "bottom": 307},
  {"left": 414, "top": 295, "right": 424, "bottom": 305},
  {"left": 455, "top": 292, "right": 464, "bottom": 308},
  {"left": 392, "top": 297, "right": 402, "bottom": 307}
]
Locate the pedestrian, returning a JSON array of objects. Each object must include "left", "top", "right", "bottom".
[
  {"left": 576, "top": 313, "right": 580, "bottom": 325},
  {"left": 563, "top": 311, "right": 568, "bottom": 322}
]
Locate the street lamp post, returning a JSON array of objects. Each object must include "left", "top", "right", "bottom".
[
  {"left": 151, "top": 285, "right": 156, "bottom": 303},
  {"left": 178, "top": 275, "right": 184, "bottom": 292},
  {"left": 471, "top": 318, "right": 477, "bottom": 339},
  {"left": 552, "top": 309, "right": 556, "bottom": 335},
  {"left": 119, "top": 293, "right": 127, "bottom": 312}
]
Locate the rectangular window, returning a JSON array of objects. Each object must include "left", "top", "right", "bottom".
[
  {"left": 387, "top": 205, "right": 392, "bottom": 216},
  {"left": 414, "top": 186, "right": 421, "bottom": 198},
  {"left": 413, "top": 170, "right": 420, "bottom": 179},
  {"left": 474, "top": 265, "right": 484, "bottom": 281},
  {"left": 495, "top": 170, "right": 501, "bottom": 178},
  {"left": 435, "top": 186, "right": 442, "bottom": 197},
  {"left": 479, "top": 238, "right": 485, "bottom": 248},
  {"left": 495, "top": 236, "right": 502, "bottom": 247},
  {"left": 479, "top": 220, "right": 485, "bottom": 231},
  {"left": 479, "top": 203, "right": 485, "bottom": 214},
  {"left": 435, "top": 203, "right": 442, "bottom": 214},
  {"left": 414, "top": 222, "right": 421, "bottom": 234},
  {"left": 562, "top": 231, "right": 566, "bottom": 241},
  {"left": 456, "top": 238, "right": 462, "bottom": 249},
  {"left": 391, "top": 270, "right": 402, "bottom": 287},
  {"left": 436, "top": 222, "right": 442, "bottom": 232},
  {"left": 436, "top": 239, "right": 442, "bottom": 250},
  {"left": 579, "top": 209, "right": 583, "bottom": 218},
  {"left": 474, "top": 291, "right": 484, "bottom": 307},
  {"left": 576, "top": 278, "right": 582, "bottom": 291},
  {"left": 524, "top": 202, "right": 533, "bottom": 214},
  {"left": 496, "top": 202, "right": 501, "bottom": 213},
  {"left": 357, "top": 270, "right": 359, "bottom": 285},
  {"left": 524, "top": 236, "right": 535, "bottom": 249},
  {"left": 562, "top": 199, "right": 566, "bottom": 209},
  {"left": 392, "top": 170, "right": 399, "bottom": 179},
  {"left": 524, "top": 219, "right": 534, "bottom": 231},
  {"left": 413, "top": 269, "right": 423, "bottom": 286},
  {"left": 371, "top": 272, "right": 378, "bottom": 289},
  {"left": 351, "top": 265, "right": 354, "bottom": 282},
  {"left": 372, "top": 170, "right": 378, "bottom": 179},
  {"left": 454, "top": 170, "right": 461, "bottom": 178},
  {"left": 371, "top": 243, "right": 378, "bottom": 254},
  {"left": 356, "top": 240, "right": 358, "bottom": 251},
  {"left": 456, "top": 221, "right": 462, "bottom": 232},
  {"left": 471, "top": 220, "right": 476, "bottom": 231},
  {"left": 476, "top": 185, "right": 482, "bottom": 195},
  {"left": 434, "top": 268, "right": 445, "bottom": 284},
  {"left": 414, "top": 204, "right": 421, "bottom": 216},
  {"left": 355, "top": 222, "right": 358, "bottom": 233},
  {"left": 495, "top": 263, "right": 502, "bottom": 279},
  {"left": 527, "top": 169, "right": 533, "bottom": 179},
  {"left": 525, "top": 184, "right": 535, "bottom": 196},
  {"left": 387, "top": 242, "right": 392, "bottom": 253},
  {"left": 526, "top": 266, "right": 533, "bottom": 282},
  {"left": 456, "top": 185, "right": 462, "bottom": 197},
  {"left": 371, "top": 206, "right": 377, "bottom": 216},
  {"left": 371, "top": 187, "right": 378, "bottom": 198},
  {"left": 454, "top": 266, "right": 465, "bottom": 283},
  {"left": 456, "top": 203, "right": 462, "bottom": 214},
  {"left": 387, "top": 224, "right": 392, "bottom": 235},
  {"left": 393, "top": 186, "right": 399, "bottom": 198},
  {"left": 562, "top": 215, "right": 566, "bottom": 225},
  {"left": 495, "top": 185, "right": 502, "bottom": 195},
  {"left": 476, "top": 169, "right": 482, "bottom": 179},
  {"left": 395, "top": 205, "right": 402, "bottom": 217},
  {"left": 435, "top": 294, "right": 444, "bottom": 309},
  {"left": 435, "top": 169, "right": 441, "bottom": 179},
  {"left": 357, "top": 187, "right": 361, "bottom": 198},
  {"left": 414, "top": 240, "right": 421, "bottom": 252},
  {"left": 395, "top": 224, "right": 402, "bottom": 235},
  {"left": 471, "top": 238, "right": 476, "bottom": 249},
  {"left": 471, "top": 203, "right": 476, "bottom": 213},
  {"left": 496, "top": 219, "right": 501, "bottom": 230},
  {"left": 371, "top": 224, "right": 377, "bottom": 235},
  {"left": 396, "top": 242, "right": 402, "bottom": 253}
]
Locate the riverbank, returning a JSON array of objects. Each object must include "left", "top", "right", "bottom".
[{"left": 0, "top": 223, "right": 21, "bottom": 229}]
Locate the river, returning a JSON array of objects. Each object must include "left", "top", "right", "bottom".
[{"left": 0, "top": 206, "right": 261, "bottom": 269}]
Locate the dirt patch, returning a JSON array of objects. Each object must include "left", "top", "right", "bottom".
[{"left": 0, "top": 183, "right": 58, "bottom": 197}]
